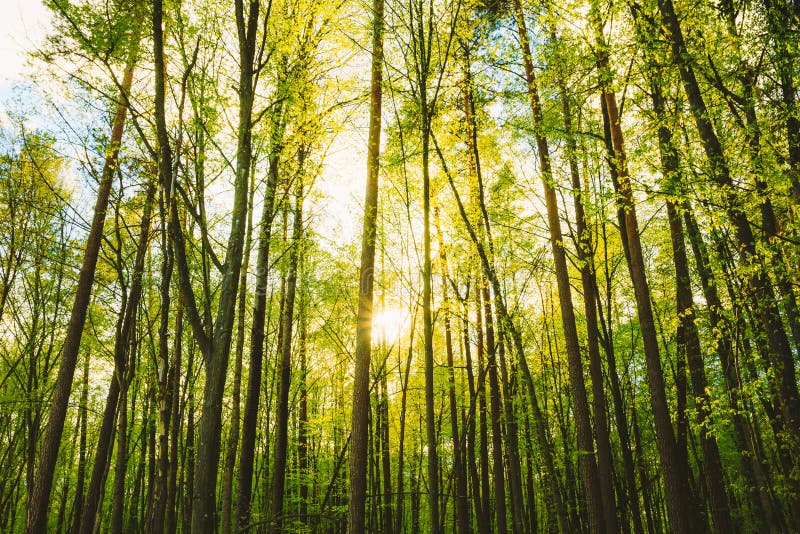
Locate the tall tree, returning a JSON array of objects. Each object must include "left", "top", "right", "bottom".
[
  {"left": 25, "top": 15, "right": 141, "bottom": 532},
  {"left": 591, "top": 1, "right": 693, "bottom": 529},
  {"left": 152, "top": 0, "right": 263, "bottom": 530},
  {"left": 348, "top": 0, "right": 384, "bottom": 530},
  {"left": 658, "top": 0, "right": 800, "bottom": 471},
  {"left": 269, "top": 152, "right": 305, "bottom": 533},
  {"left": 514, "top": 2, "right": 607, "bottom": 531}
]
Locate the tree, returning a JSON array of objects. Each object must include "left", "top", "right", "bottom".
[
  {"left": 25, "top": 8, "right": 142, "bottom": 530},
  {"left": 348, "top": 0, "right": 384, "bottom": 530}
]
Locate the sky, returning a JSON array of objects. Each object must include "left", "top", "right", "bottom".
[{"left": 0, "top": 0, "right": 50, "bottom": 101}]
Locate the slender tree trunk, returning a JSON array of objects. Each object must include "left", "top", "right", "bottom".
[
  {"left": 591, "top": 4, "right": 691, "bottom": 528},
  {"left": 596, "top": 284, "right": 644, "bottom": 534},
  {"left": 129, "top": 394, "right": 146, "bottom": 532},
  {"left": 421, "top": 95, "right": 441, "bottom": 534},
  {"left": 25, "top": 30, "right": 140, "bottom": 534},
  {"left": 461, "top": 289, "right": 488, "bottom": 533},
  {"left": 149, "top": 193, "right": 175, "bottom": 534},
  {"left": 166, "top": 299, "right": 184, "bottom": 534},
  {"left": 498, "top": 339, "right": 526, "bottom": 532},
  {"left": 221, "top": 174, "right": 254, "bottom": 534},
  {"left": 668, "top": 201, "right": 734, "bottom": 531},
  {"left": 395, "top": 316, "right": 415, "bottom": 534},
  {"left": 434, "top": 208, "right": 470, "bottom": 534},
  {"left": 682, "top": 206, "right": 775, "bottom": 527},
  {"left": 408, "top": 2, "right": 444, "bottom": 529},
  {"left": 110, "top": 388, "right": 128, "bottom": 534},
  {"left": 411, "top": 454, "right": 421, "bottom": 534},
  {"left": 298, "top": 300, "right": 310, "bottom": 527},
  {"left": 237, "top": 114, "right": 283, "bottom": 528},
  {"left": 629, "top": 398, "right": 657, "bottom": 534},
  {"left": 514, "top": 2, "right": 605, "bottom": 531},
  {"left": 460, "top": 51, "right": 493, "bottom": 534},
  {"left": 376, "top": 264, "right": 394, "bottom": 534},
  {"left": 380, "top": 361, "right": 393, "bottom": 534},
  {"left": 183, "top": 346, "right": 196, "bottom": 533},
  {"left": 482, "top": 282, "right": 508, "bottom": 534},
  {"left": 348, "top": 0, "right": 383, "bottom": 529},
  {"left": 55, "top": 432, "right": 76, "bottom": 534},
  {"left": 147, "top": 391, "right": 157, "bottom": 526},
  {"left": 475, "top": 284, "right": 492, "bottom": 531},
  {"left": 70, "top": 350, "right": 90, "bottom": 534},
  {"left": 269, "top": 166, "right": 304, "bottom": 534}
]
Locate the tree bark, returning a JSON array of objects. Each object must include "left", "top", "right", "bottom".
[
  {"left": 482, "top": 281, "right": 508, "bottom": 534},
  {"left": 347, "top": 0, "right": 383, "bottom": 529},
  {"left": 434, "top": 208, "right": 470, "bottom": 534},
  {"left": 269, "top": 162, "right": 304, "bottom": 534},
  {"left": 515, "top": 2, "right": 605, "bottom": 531},
  {"left": 298, "top": 300, "right": 310, "bottom": 527},
  {"left": 149, "top": 190, "right": 175, "bottom": 534},
  {"left": 70, "top": 348, "right": 89, "bottom": 534},
  {"left": 25, "top": 30, "right": 140, "bottom": 534},
  {"left": 221, "top": 170, "right": 254, "bottom": 534},
  {"left": 592, "top": 5, "right": 691, "bottom": 529},
  {"left": 237, "top": 110, "right": 283, "bottom": 528}
]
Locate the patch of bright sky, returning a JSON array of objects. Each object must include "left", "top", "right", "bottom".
[{"left": 0, "top": 0, "right": 50, "bottom": 102}]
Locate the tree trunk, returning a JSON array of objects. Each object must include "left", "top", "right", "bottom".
[
  {"left": 221, "top": 174, "right": 254, "bottom": 534},
  {"left": 434, "top": 208, "right": 470, "bottom": 534},
  {"left": 188, "top": 0, "right": 260, "bottom": 533},
  {"left": 475, "top": 284, "right": 492, "bottom": 531},
  {"left": 110, "top": 388, "right": 128, "bottom": 534},
  {"left": 380, "top": 362, "right": 393, "bottom": 534},
  {"left": 395, "top": 316, "right": 416, "bottom": 534},
  {"left": 25, "top": 29, "right": 140, "bottom": 534},
  {"left": 269, "top": 164, "right": 304, "bottom": 534},
  {"left": 592, "top": 5, "right": 691, "bottom": 528},
  {"left": 482, "top": 282, "right": 508, "bottom": 534},
  {"left": 298, "top": 300, "right": 310, "bottom": 527},
  {"left": 348, "top": 0, "right": 383, "bottom": 529},
  {"left": 667, "top": 201, "right": 734, "bottom": 532},
  {"left": 166, "top": 298, "right": 184, "bottom": 534},
  {"left": 461, "top": 288, "right": 488, "bottom": 533},
  {"left": 498, "top": 339, "right": 526, "bottom": 532},
  {"left": 149, "top": 191, "right": 175, "bottom": 534},
  {"left": 70, "top": 349, "right": 89, "bottom": 534},
  {"left": 237, "top": 111, "right": 283, "bottom": 528},
  {"left": 514, "top": 2, "right": 605, "bottom": 531}
]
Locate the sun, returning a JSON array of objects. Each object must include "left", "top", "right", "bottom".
[{"left": 371, "top": 307, "right": 406, "bottom": 344}]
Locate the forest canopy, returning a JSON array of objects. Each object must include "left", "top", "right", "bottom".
[{"left": 1, "top": 0, "right": 799, "bottom": 532}]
